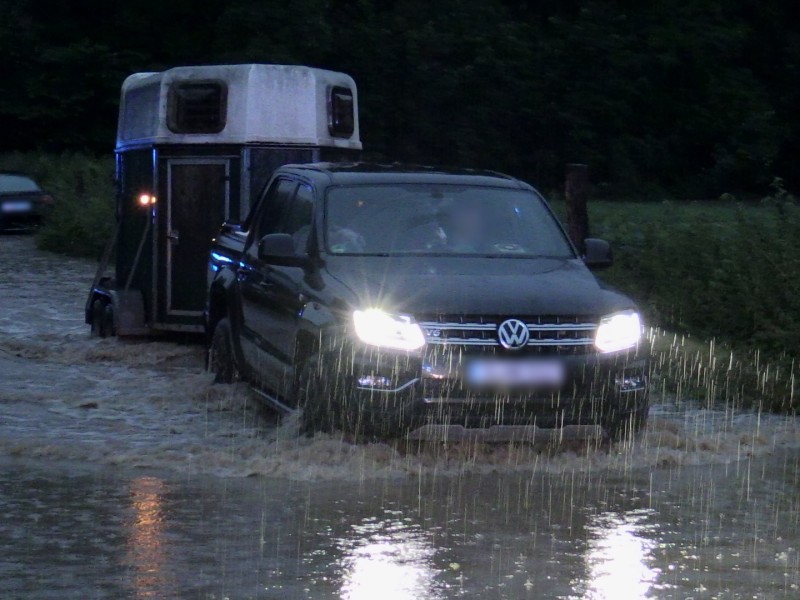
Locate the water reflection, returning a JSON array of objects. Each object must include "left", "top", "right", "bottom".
[
  {"left": 124, "top": 476, "right": 171, "bottom": 599},
  {"left": 338, "top": 516, "right": 443, "bottom": 599},
  {"left": 582, "top": 509, "right": 660, "bottom": 599}
]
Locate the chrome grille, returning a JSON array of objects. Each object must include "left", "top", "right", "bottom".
[{"left": 419, "top": 315, "right": 597, "bottom": 350}]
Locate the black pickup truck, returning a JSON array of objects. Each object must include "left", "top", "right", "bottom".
[{"left": 205, "top": 163, "right": 649, "bottom": 441}]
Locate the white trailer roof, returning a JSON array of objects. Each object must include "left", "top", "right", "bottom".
[{"left": 116, "top": 64, "right": 361, "bottom": 151}]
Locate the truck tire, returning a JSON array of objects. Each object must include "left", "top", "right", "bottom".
[
  {"left": 296, "top": 357, "right": 335, "bottom": 435},
  {"left": 208, "top": 318, "right": 239, "bottom": 383}
]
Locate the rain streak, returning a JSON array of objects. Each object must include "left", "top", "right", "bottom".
[{"left": 1, "top": 235, "right": 799, "bottom": 599}]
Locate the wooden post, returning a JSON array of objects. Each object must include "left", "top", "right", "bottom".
[{"left": 565, "top": 163, "right": 590, "bottom": 254}]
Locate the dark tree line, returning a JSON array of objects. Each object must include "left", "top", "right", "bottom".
[{"left": 1, "top": 0, "right": 798, "bottom": 196}]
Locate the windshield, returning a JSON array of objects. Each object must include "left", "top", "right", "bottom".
[
  {"left": 0, "top": 174, "right": 41, "bottom": 194},
  {"left": 324, "top": 184, "right": 574, "bottom": 258}
]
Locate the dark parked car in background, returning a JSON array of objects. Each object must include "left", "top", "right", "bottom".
[
  {"left": 0, "top": 173, "right": 53, "bottom": 231},
  {"left": 206, "top": 163, "right": 650, "bottom": 442}
]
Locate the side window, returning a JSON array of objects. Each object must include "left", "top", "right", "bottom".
[
  {"left": 328, "top": 87, "right": 354, "bottom": 138},
  {"left": 167, "top": 81, "right": 227, "bottom": 134},
  {"left": 275, "top": 184, "right": 315, "bottom": 254},
  {"left": 254, "top": 178, "right": 297, "bottom": 241}
]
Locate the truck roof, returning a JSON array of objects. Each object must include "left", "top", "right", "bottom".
[
  {"left": 116, "top": 64, "right": 361, "bottom": 152},
  {"left": 278, "top": 162, "right": 532, "bottom": 190}
]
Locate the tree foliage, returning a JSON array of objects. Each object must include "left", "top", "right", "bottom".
[{"left": 1, "top": 0, "right": 798, "bottom": 196}]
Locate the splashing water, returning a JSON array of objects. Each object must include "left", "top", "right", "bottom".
[
  {"left": 1, "top": 236, "right": 798, "bottom": 484},
  {"left": 4, "top": 236, "right": 800, "bottom": 600}
]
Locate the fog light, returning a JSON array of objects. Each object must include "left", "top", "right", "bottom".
[
  {"left": 422, "top": 363, "right": 448, "bottom": 380},
  {"left": 615, "top": 374, "right": 646, "bottom": 392},
  {"left": 357, "top": 375, "right": 394, "bottom": 389}
]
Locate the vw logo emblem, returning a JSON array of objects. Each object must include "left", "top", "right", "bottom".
[{"left": 497, "top": 318, "right": 530, "bottom": 350}]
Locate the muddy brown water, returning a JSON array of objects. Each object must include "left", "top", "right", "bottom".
[{"left": 1, "top": 235, "right": 799, "bottom": 599}]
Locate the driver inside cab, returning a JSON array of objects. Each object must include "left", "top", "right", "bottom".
[{"left": 431, "top": 200, "right": 487, "bottom": 253}]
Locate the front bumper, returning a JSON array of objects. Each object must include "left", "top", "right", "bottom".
[
  {"left": 406, "top": 423, "right": 606, "bottom": 443},
  {"left": 339, "top": 344, "right": 649, "bottom": 432}
]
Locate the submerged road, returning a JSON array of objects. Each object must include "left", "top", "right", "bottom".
[{"left": 1, "top": 235, "right": 799, "bottom": 599}]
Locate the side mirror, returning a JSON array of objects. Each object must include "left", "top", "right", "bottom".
[
  {"left": 258, "top": 233, "right": 307, "bottom": 266},
  {"left": 583, "top": 238, "right": 612, "bottom": 269}
]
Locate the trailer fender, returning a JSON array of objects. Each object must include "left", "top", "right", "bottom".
[
  {"left": 109, "top": 289, "right": 148, "bottom": 336},
  {"left": 85, "top": 278, "right": 114, "bottom": 324}
]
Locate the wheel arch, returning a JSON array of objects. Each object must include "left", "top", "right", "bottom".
[
  {"left": 207, "top": 282, "right": 228, "bottom": 334},
  {"left": 206, "top": 267, "right": 246, "bottom": 368},
  {"left": 207, "top": 268, "right": 242, "bottom": 330},
  {"left": 296, "top": 302, "right": 342, "bottom": 363}
]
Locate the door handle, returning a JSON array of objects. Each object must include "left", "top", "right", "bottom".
[{"left": 168, "top": 229, "right": 180, "bottom": 244}]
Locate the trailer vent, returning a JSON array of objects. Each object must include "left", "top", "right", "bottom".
[
  {"left": 328, "top": 86, "right": 354, "bottom": 138},
  {"left": 168, "top": 81, "right": 227, "bottom": 134}
]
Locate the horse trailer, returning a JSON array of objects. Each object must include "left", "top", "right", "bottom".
[{"left": 86, "top": 64, "right": 361, "bottom": 336}]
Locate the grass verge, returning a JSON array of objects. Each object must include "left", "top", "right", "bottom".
[{"left": 648, "top": 329, "right": 796, "bottom": 413}]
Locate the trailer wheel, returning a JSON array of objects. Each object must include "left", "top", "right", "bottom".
[
  {"left": 209, "top": 318, "right": 239, "bottom": 383},
  {"left": 102, "top": 303, "right": 116, "bottom": 337},
  {"left": 90, "top": 299, "right": 106, "bottom": 337}
]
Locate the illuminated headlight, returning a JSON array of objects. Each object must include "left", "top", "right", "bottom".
[
  {"left": 353, "top": 309, "right": 426, "bottom": 351},
  {"left": 595, "top": 310, "right": 642, "bottom": 353}
]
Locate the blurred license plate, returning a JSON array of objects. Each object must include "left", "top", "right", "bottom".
[
  {"left": 466, "top": 358, "right": 564, "bottom": 387},
  {"left": 1, "top": 201, "right": 33, "bottom": 213}
]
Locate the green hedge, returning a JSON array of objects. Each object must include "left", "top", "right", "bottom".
[
  {"left": 588, "top": 200, "right": 800, "bottom": 356},
  {"left": 0, "top": 152, "right": 114, "bottom": 258},
  {"left": 581, "top": 200, "right": 799, "bottom": 411}
]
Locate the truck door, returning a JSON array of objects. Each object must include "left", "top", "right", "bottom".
[
  {"left": 256, "top": 182, "right": 315, "bottom": 365},
  {"left": 157, "top": 158, "right": 232, "bottom": 328},
  {"left": 238, "top": 177, "right": 307, "bottom": 399}
]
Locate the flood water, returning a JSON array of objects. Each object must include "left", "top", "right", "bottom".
[{"left": 1, "top": 235, "right": 799, "bottom": 599}]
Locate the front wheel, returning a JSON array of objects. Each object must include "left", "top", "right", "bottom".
[
  {"left": 208, "top": 318, "right": 239, "bottom": 383},
  {"left": 296, "top": 357, "right": 337, "bottom": 435}
]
